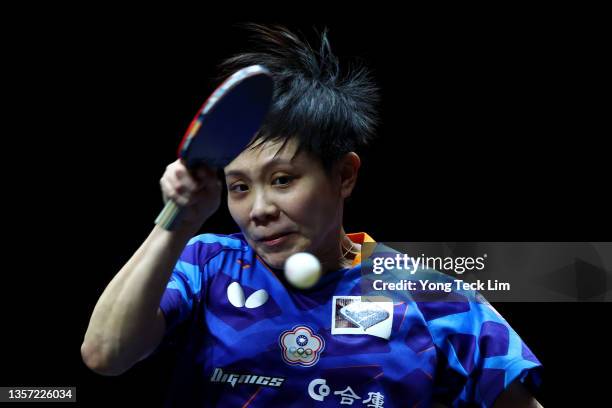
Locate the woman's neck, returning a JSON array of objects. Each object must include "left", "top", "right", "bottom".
[{"left": 318, "top": 227, "right": 362, "bottom": 272}]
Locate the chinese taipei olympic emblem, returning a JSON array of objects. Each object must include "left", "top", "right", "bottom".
[{"left": 279, "top": 325, "right": 325, "bottom": 367}]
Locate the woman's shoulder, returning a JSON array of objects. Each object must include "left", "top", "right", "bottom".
[
  {"left": 186, "top": 232, "right": 249, "bottom": 249},
  {"left": 178, "top": 232, "right": 252, "bottom": 269}
]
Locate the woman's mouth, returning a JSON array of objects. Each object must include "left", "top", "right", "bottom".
[{"left": 258, "top": 232, "right": 295, "bottom": 248}]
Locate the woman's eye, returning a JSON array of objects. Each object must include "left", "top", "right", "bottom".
[
  {"left": 229, "top": 184, "right": 249, "bottom": 193},
  {"left": 272, "top": 175, "right": 293, "bottom": 186}
]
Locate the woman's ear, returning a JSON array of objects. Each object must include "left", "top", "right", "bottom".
[{"left": 338, "top": 152, "right": 361, "bottom": 199}]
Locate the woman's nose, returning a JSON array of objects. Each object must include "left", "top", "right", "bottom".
[{"left": 249, "top": 190, "right": 279, "bottom": 223}]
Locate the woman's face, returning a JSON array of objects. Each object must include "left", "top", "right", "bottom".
[{"left": 224, "top": 138, "right": 355, "bottom": 270}]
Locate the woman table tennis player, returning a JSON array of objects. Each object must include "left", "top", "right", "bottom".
[{"left": 82, "top": 24, "right": 543, "bottom": 407}]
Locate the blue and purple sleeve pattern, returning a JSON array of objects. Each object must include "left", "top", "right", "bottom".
[
  {"left": 158, "top": 234, "right": 229, "bottom": 336},
  {"left": 418, "top": 297, "right": 542, "bottom": 407}
]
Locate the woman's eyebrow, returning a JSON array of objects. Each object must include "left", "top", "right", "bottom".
[{"left": 225, "top": 158, "right": 295, "bottom": 178}]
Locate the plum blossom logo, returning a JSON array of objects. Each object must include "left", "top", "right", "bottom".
[{"left": 279, "top": 325, "right": 325, "bottom": 367}]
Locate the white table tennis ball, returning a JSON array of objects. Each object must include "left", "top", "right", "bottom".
[{"left": 284, "top": 252, "right": 322, "bottom": 289}]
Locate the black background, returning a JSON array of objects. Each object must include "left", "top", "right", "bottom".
[{"left": 4, "top": 10, "right": 609, "bottom": 407}]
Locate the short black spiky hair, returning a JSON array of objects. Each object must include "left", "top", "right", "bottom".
[{"left": 218, "top": 24, "right": 380, "bottom": 171}]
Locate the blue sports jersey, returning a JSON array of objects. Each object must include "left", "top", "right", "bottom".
[{"left": 158, "top": 233, "right": 542, "bottom": 407}]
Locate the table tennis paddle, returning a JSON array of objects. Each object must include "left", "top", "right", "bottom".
[{"left": 155, "top": 65, "right": 274, "bottom": 230}]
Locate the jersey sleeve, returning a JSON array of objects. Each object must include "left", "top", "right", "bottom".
[
  {"left": 418, "top": 296, "right": 543, "bottom": 407},
  {"left": 158, "top": 234, "right": 225, "bottom": 347}
]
